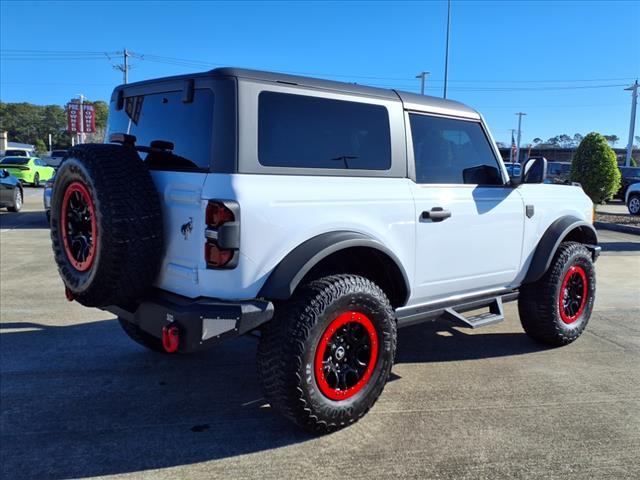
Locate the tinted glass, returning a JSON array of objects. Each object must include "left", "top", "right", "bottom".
[
  {"left": 1, "top": 157, "right": 29, "bottom": 165},
  {"left": 106, "top": 89, "right": 214, "bottom": 169},
  {"left": 410, "top": 114, "right": 502, "bottom": 184},
  {"left": 4, "top": 150, "right": 27, "bottom": 157},
  {"left": 51, "top": 150, "right": 67, "bottom": 157},
  {"left": 258, "top": 91, "right": 391, "bottom": 170},
  {"left": 620, "top": 167, "right": 640, "bottom": 178}
]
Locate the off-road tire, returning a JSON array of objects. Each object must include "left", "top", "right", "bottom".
[
  {"left": 7, "top": 188, "right": 22, "bottom": 212},
  {"left": 628, "top": 194, "right": 640, "bottom": 215},
  {"left": 519, "top": 242, "right": 595, "bottom": 346},
  {"left": 257, "top": 274, "right": 396, "bottom": 434},
  {"left": 50, "top": 144, "right": 163, "bottom": 308},
  {"left": 117, "top": 317, "right": 166, "bottom": 353}
]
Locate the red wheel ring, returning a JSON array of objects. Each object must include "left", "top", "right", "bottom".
[
  {"left": 61, "top": 181, "right": 98, "bottom": 272},
  {"left": 314, "top": 311, "right": 379, "bottom": 401},
  {"left": 559, "top": 265, "right": 588, "bottom": 324}
]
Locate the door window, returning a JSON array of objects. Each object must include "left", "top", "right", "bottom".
[{"left": 410, "top": 114, "right": 503, "bottom": 185}]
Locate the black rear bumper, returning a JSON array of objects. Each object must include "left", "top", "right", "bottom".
[{"left": 105, "top": 290, "right": 274, "bottom": 353}]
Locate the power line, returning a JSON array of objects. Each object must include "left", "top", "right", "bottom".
[{"left": 0, "top": 49, "right": 637, "bottom": 93}]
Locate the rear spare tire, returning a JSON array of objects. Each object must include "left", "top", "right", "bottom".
[{"left": 50, "top": 144, "right": 163, "bottom": 308}]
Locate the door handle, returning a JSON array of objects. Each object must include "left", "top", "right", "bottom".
[{"left": 421, "top": 207, "right": 451, "bottom": 222}]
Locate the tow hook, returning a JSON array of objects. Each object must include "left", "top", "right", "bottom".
[
  {"left": 64, "top": 287, "right": 74, "bottom": 302},
  {"left": 162, "top": 325, "right": 180, "bottom": 353}
]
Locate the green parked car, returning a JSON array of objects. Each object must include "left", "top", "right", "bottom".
[{"left": 0, "top": 156, "right": 55, "bottom": 187}]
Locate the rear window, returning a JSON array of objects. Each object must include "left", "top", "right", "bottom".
[
  {"left": 106, "top": 89, "right": 214, "bottom": 170},
  {"left": 4, "top": 150, "right": 28, "bottom": 157},
  {"left": 1, "top": 157, "right": 29, "bottom": 165},
  {"left": 258, "top": 91, "right": 391, "bottom": 170},
  {"left": 51, "top": 150, "right": 67, "bottom": 158}
]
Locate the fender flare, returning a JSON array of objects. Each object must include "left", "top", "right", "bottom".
[
  {"left": 523, "top": 216, "right": 598, "bottom": 284},
  {"left": 258, "top": 231, "right": 411, "bottom": 302}
]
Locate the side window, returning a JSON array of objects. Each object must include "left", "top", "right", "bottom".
[
  {"left": 258, "top": 91, "right": 391, "bottom": 170},
  {"left": 409, "top": 114, "right": 503, "bottom": 185}
]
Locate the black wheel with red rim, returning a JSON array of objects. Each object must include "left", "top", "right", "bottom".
[
  {"left": 61, "top": 181, "right": 98, "bottom": 272},
  {"left": 519, "top": 242, "right": 595, "bottom": 346},
  {"left": 558, "top": 265, "right": 588, "bottom": 325},
  {"left": 315, "top": 311, "right": 379, "bottom": 401},
  {"left": 258, "top": 274, "right": 396, "bottom": 434}
]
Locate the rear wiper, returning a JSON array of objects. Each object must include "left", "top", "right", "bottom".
[{"left": 109, "top": 133, "right": 202, "bottom": 171}]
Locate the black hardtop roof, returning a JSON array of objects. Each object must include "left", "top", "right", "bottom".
[{"left": 113, "top": 67, "right": 479, "bottom": 117}]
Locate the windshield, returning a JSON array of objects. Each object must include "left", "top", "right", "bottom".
[
  {"left": 106, "top": 89, "right": 214, "bottom": 170},
  {"left": 1, "top": 157, "right": 29, "bottom": 165}
]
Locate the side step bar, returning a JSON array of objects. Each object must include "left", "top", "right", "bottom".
[
  {"left": 442, "top": 297, "right": 504, "bottom": 329},
  {"left": 396, "top": 290, "right": 517, "bottom": 330}
]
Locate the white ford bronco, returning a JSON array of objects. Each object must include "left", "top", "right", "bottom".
[{"left": 50, "top": 68, "right": 600, "bottom": 433}]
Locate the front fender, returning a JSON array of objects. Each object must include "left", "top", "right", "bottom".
[{"left": 523, "top": 216, "right": 598, "bottom": 284}]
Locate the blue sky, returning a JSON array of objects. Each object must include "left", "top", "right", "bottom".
[{"left": 1, "top": 0, "right": 638, "bottom": 146}]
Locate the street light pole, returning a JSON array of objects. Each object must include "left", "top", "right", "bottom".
[
  {"left": 415, "top": 71, "right": 430, "bottom": 95},
  {"left": 624, "top": 80, "right": 638, "bottom": 167},
  {"left": 515, "top": 112, "right": 526, "bottom": 164},
  {"left": 443, "top": 0, "right": 451, "bottom": 99},
  {"left": 76, "top": 93, "right": 85, "bottom": 144}
]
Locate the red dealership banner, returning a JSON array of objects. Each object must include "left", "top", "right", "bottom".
[
  {"left": 66, "top": 103, "right": 96, "bottom": 133},
  {"left": 82, "top": 104, "right": 96, "bottom": 133},
  {"left": 67, "top": 103, "right": 81, "bottom": 132}
]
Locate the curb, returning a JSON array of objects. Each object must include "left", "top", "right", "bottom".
[{"left": 594, "top": 221, "right": 640, "bottom": 236}]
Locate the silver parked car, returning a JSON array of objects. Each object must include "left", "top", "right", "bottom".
[{"left": 43, "top": 174, "right": 55, "bottom": 222}]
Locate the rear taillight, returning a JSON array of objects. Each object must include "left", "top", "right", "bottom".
[{"left": 204, "top": 200, "right": 240, "bottom": 269}]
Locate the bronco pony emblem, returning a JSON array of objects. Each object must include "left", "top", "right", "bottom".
[{"left": 180, "top": 217, "right": 193, "bottom": 239}]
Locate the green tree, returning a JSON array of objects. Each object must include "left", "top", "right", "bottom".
[
  {"left": 571, "top": 132, "right": 621, "bottom": 204},
  {"left": 603, "top": 134, "right": 619, "bottom": 147},
  {"left": 573, "top": 133, "right": 583, "bottom": 146},
  {"left": 34, "top": 139, "right": 47, "bottom": 155}
]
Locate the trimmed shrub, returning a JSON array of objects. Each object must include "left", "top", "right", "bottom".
[{"left": 571, "top": 132, "right": 621, "bottom": 204}]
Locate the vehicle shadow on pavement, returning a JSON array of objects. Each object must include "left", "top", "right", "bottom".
[
  {"left": 0, "top": 210, "right": 48, "bottom": 230},
  {"left": 0, "top": 317, "right": 545, "bottom": 479},
  {"left": 396, "top": 319, "right": 547, "bottom": 363}
]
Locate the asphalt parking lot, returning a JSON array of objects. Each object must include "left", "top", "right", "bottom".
[{"left": 1, "top": 189, "right": 639, "bottom": 480}]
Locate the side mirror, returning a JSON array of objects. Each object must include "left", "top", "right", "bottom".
[
  {"left": 522, "top": 157, "right": 547, "bottom": 184},
  {"left": 462, "top": 164, "right": 502, "bottom": 185},
  {"left": 0, "top": 169, "right": 9, "bottom": 179}
]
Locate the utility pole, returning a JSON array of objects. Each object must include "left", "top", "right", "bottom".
[
  {"left": 515, "top": 112, "right": 526, "bottom": 164},
  {"left": 415, "top": 71, "right": 430, "bottom": 95},
  {"left": 112, "top": 48, "right": 130, "bottom": 84},
  {"left": 443, "top": 0, "right": 451, "bottom": 99},
  {"left": 123, "top": 48, "right": 129, "bottom": 84},
  {"left": 624, "top": 80, "right": 638, "bottom": 167}
]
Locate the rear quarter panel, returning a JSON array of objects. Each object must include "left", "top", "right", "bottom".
[{"left": 153, "top": 173, "right": 417, "bottom": 301}]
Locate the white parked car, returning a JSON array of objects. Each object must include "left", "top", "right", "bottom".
[
  {"left": 625, "top": 182, "right": 640, "bottom": 215},
  {"left": 49, "top": 68, "right": 600, "bottom": 434}
]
